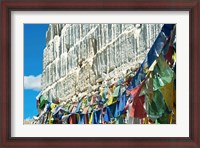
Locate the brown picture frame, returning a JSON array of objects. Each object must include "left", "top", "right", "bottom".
[{"left": 0, "top": 0, "right": 199, "bottom": 147}]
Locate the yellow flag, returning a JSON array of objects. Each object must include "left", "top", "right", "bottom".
[
  {"left": 107, "top": 87, "right": 114, "bottom": 105},
  {"left": 172, "top": 90, "right": 176, "bottom": 121},
  {"left": 169, "top": 113, "right": 173, "bottom": 124},
  {"left": 107, "top": 95, "right": 113, "bottom": 105},
  {"left": 144, "top": 117, "right": 148, "bottom": 124},
  {"left": 100, "top": 88, "right": 104, "bottom": 96},
  {"left": 48, "top": 113, "right": 53, "bottom": 124},
  {"left": 89, "top": 112, "right": 94, "bottom": 124},
  {"left": 160, "top": 81, "right": 174, "bottom": 111}
]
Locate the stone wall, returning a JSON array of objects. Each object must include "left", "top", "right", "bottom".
[{"left": 41, "top": 24, "right": 163, "bottom": 101}]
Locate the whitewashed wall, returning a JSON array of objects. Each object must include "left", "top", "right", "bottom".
[{"left": 41, "top": 24, "right": 163, "bottom": 100}]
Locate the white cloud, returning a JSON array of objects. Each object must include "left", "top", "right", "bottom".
[
  {"left": 24, "top": 74, "right": 41, "bottom": 91},
  {"left": 24, "top": 117, "right": 33, "bottom": 124},
  {"left": 25, "top": 116, "right": 32, "bottom": 121}
]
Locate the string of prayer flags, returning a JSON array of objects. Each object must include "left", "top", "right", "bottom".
[
  {"left": 131, "top": 24, "right": 175, "bottom": 88},
  {"left": 32, "top": 24, "right": 176, "bottom": 124}
]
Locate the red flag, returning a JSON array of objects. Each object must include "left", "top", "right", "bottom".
[
  {"left": 130, "top": 81, "right": 145, "bottom": 99},
  {"left": 133, "top": 95, "right": 146, "bottom": 118},
  {"left": 165, "top": 46, "right": 173, "bottom": 65},
  {"left": 129, "top": 81, "right": 145, "bottom": 117}
]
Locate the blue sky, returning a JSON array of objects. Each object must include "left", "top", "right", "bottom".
[{"left": 24, "top": 24, "right": 48, "bottom": 119}]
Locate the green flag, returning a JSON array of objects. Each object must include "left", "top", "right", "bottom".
[
  {"left": 112, "top": 85, "right": 121, "bottom": 98},
  {"left": 153, "top": 55, "right": 174, "bottom": 90},
  {"left": 157, "top": 113, "right": 170, "bottom": 124},
  {"left": 39, "top": 95, "right": 48, "bottom": 110},
  {"left": 148, "top": 90, "right": 167, "bottom": 118}
]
